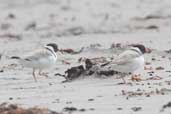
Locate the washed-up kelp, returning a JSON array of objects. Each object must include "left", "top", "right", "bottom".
[
  {"left": 0, "top": 102, "right": 62, "bottom": 114},
  {"left": 55, "top": 58, "right": 119, "bottom": 82}
]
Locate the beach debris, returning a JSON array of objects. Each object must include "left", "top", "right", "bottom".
[
  {"left": 9, "top": 97, "right": 13, "bottom": 100},
  {"left": 63, "top": 107, "right": 77, "bottom": 112},
  {"left": 60, "top": 48, "right": 75, "bottom": 54},
  {"left": 65, "top": 65, "right": 85, "bottom": 80},
  {"left": 121, "top": 88, "right": 171, "bottom": 98},
  {"left": 10, "top": 56, "right": 20, "bottom": 59},
  {"left": 65, "top": 26, "right": 84, "bottom": 36},
  {"left": 165, "top": 49, "right": 171, "bottom": 53},
  {"left": 160, "top": 102, "right": 171, "bottom": 112},
  {"left": 147, "top": 71, "right": 154, "bottom": 76},
  {"left": 7, "top": 13, "right": 16, "bottom": 19},
  {"left": 145, "top": 62, "right": 151, "bottom": 65},
  {"left": 160, "top": 88, "right": 171, "bottom": 94},
  {"left": 165, "top": 70, "right": 171, "bottom": 73},
  {"left": 131, "top": 107, "right": 142, "bottom": 112},
  {"left": 144, "top": 66, "right": 153, "bottom": 70},
  {"left": 79, "top": 57, "right": 108, "bottom": 64},
  {"left": 58, "top": 43, "right": 151, "bottom": 56},
  {"left": 89, "top": 108, "right": 95, "bottom": 111},
  {"left": 60, "top": 48, "right": 83, "bottom": 54},
  {"left": 0, "top": 23, "right": 12, "bottom": 30},
  {"left": 0, "top": 69, "right": 4, "bottom": 73},
  {"left": 56, "top": 58, "right": 121, "bottom": 82},
  {"left": 79, "top": 108, "right": 86, "bottom": 112},
  {"left": 25, "top": 21, "right": 37, "bottom": 31},
  {"left": 117, "top": 107, "right": 123, "bottom": 110},
  {"left": 131, "top": 75, "right": 142, "bottom": 82},
  {"left": 63, "top": 107, "right": 88, "bottom": 113},
  {"left": 2, "top": 63, "right": 19, "bottom": 70},
  {"left": 89, "top": 43, "right": 102, "bottom": 48},
  {"left": 110, "top": 43, "right": 152, "bottom": 53},
  {"left": 90, "top": 57, "right": 108, "bottom": 63},
  {"left": 165, "top": 81, "right": 171, "bottom": 85},
  {"left": 110, "top": 42, "right": 134, "bottom": 49},
  {"left": 146, "top": 76, "right": 163, "bottom": 80},
  {"left": 133, "top": 14, "right": 166, "bottom": 21},
  {"left": 155, "top": 66, "right": 164, "bottom": 70},
  {"left": 85, "top": 59, "right": 94, "bottom": 70},
  {"left": 66, "top": 101, "right": 72, "bottom": 104},
  {"left": 161, "top": 56, "right": 166, "bottom": 58},
  {"left": 58, "top": 56, "right": 156, "bottom": 82},
  {"left": 88, "top": 98, "right": 94, "bottom": 101},
  {"left": 55, "top": 65, "right": 85, "bottom": 82},
  {"left": 0, "top": 102, "right": 62, "bottom": 114},
  {"left": 76, "top": 43, "right": 103, "bottom": 53},
  {"left": 145, "top": 25, "right": 159, "bottom": 30},
  {"left": 162, "top": 102, "right": 171, "bottom": 108},
  {"left": 110, "top": 43, "right": 122, "bottom": 49},
  {"left": 96, "top": 70, "right": 117, "bottom": 76},
  {"left": 0, "top": 33, "right": 21, "bottom": 40},
  {"left": 151, "top": 58, "right": 156, "bottom": 61},
  {"left": 144, "top": 15, "right": 162, "bottom": 20}
]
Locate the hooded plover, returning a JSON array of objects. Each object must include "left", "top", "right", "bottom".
[
  {"left": 108, "top": 44, "right": 148, "bottom": 83},
  {"left": 15, "top": 43, "right": 58, "bottom": 82}
]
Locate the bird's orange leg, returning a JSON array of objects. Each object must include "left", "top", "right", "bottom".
[
  {"left": 131, "top": 74, "right": 142, "bottom": 82},
  {"left": 38, "top": 70, "right": 48, "bottom": 78}
]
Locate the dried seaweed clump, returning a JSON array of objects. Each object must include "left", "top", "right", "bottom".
[
  {"left": 55, "top": 58, "right": 119, "bottom": 82},
  {"left": 160, "top": 101, "right": 171, "bottom": 112},
  {"left": 0, "top": 102, "right": 62, "bottom": 114}
]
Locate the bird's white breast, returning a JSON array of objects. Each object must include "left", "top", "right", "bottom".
[
  {"left": 20, "top": 49, "right": 57, "bottom": 69},
  {"left": 38, "top": 54, "right": 57, "bottom": 69},
  {"left": 111, "top": 55, "right": 144, "bottom": 73}
]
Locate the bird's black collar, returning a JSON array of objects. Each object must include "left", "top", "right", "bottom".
[
  {"left": 130, "top": 48, "right": 142, "bottom": 55},
  {"left": 45, "top": 47, "right": 57, "bottom": 58}
]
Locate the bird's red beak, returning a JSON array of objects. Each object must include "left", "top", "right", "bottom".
[{"left": 145, "top": 48, "right": 152, "bottom": 53}]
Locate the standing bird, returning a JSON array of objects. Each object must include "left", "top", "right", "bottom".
[
  {"left": 14, "top": 43, "right": 58, "bottom": 82},
  {"left": 106, "top": 44, "right": 148, "bottom": 83}
]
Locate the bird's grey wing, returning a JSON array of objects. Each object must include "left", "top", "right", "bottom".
[
  {"left": 111, "top": 49, "right": 140, "bottom": 65},
  {"left": 23, "top": 49, "right": 51, "bottom": 61}
]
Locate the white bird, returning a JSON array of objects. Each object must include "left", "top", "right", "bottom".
[
  {"left": 14, "top": 43, "right": 58, "bottom": 82},
  {"left": 107, "top": 44, "right": 148, "bottom": 83}
]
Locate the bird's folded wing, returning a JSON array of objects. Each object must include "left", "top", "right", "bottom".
[
  {"left": 23, "top": 49, "right": 51, "bottom": 61},
  {"left": 111, "top": 49, "right": 140, "bottom": 65}
]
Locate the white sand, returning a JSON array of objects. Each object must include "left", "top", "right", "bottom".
[{"left": 0, "top": 0, "right": 171, "bottom": 114}]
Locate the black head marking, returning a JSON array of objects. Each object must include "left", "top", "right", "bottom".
[
  {"left": 46, "top": 43, "right": 58, "bottom": 52},
  {"left": 132, "top": 44, "right": 146, "bottom": 54}
]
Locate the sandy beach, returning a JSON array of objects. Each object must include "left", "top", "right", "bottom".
[{"left": 0, "top": 0, "right": 171, "bottom": 114}]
